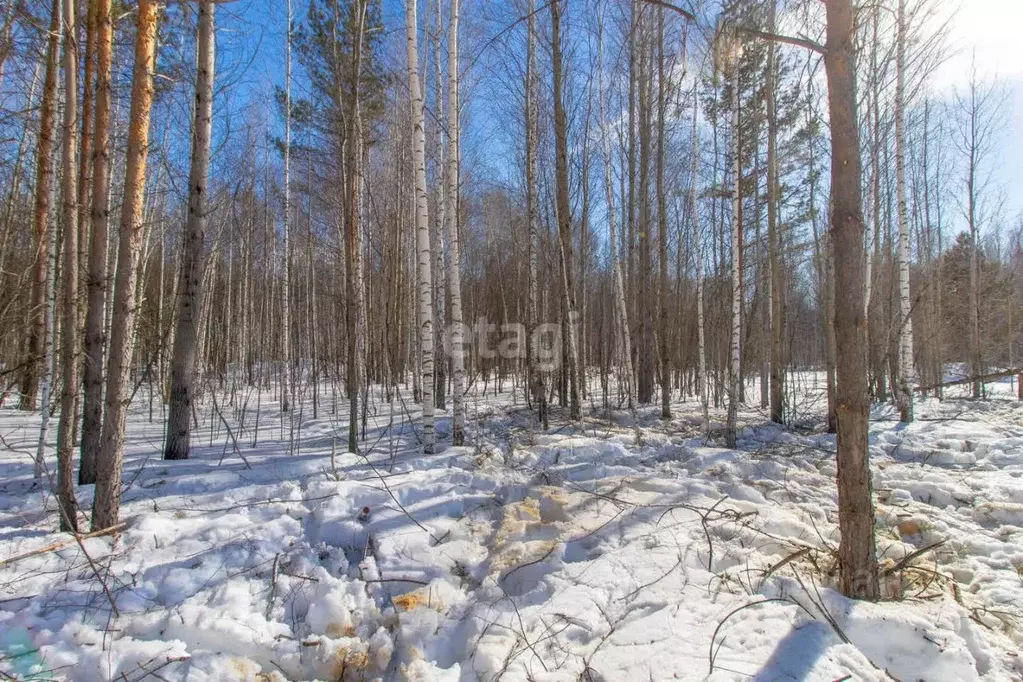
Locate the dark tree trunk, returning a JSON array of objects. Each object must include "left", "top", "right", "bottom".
[{"left": 825, "top": 0, "right": 879, "bottom": 600}]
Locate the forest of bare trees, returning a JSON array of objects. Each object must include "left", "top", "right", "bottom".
[{"left": 0, "top": 0, "right": 1020, "bottom": 609}]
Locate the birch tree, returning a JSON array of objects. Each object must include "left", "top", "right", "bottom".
[
  {"left": 31, "top": 0, "right": 61, "bottom": 482},
  {"left": 656, "top": 9, "right": 671, "bottom": 420},
  {"left": 895, "top": 0, "right": 915, "bottom": 421},
  {"left": 281, "top": 0, "right": 294, "bottom": 418},
  {"left": 405, "top": 0, "right": 435, "bottom": 454},
  {"left": 689, "top": 79, "right": 707, "bottom": 433},
  {"left": 446, "top": 0, "right": 466, "bottom": 445},
  {"left": 766, "top": 0, "right": 784, "bottom": 424},
  {"left": 725, "top": 29, "right": 742, "bottom": 449},
  {"left": 346, "top": 0, "right": 368, "bottom": 452},
  {"left": 54, "top": 0, "right": 80, "bottom": 532},
  {"left": 525, "top": 0, "right": 546, "bottom": 428},
  {"left": 636, "top": 5, "right": 653, "bottom": 406},
  {"left": 431, "top": 0, "right": 446, "bottom": 413},
  {"left": 165, "top": 0, "right": 215, "bottom": 461}
]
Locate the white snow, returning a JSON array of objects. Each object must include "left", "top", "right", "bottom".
[{"left": 1, "top": 374, "right": 1022, "bottom": 680}]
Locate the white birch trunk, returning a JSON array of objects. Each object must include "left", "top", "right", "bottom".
[
  {"left": 446, "top": 0, "right": 466, "bottom": 445},
  {"left": 345, "top": 0, "right": 368, "bottom": 451},
  {"left": 895, "top": 0, "right": 914, "bottom": 422},
  {"left": 432, "top": 0, "right": 447, "bottom": 412},
  {"left": 525, "top": 0, "right": 546, "bottom": 427},
  {"left": 55, "top": 0, "right": 80, "bottom": 531},
  {"left": 726, "top": 41, "right": 741, "bottom": 448},
  {"left": 689, "top": 80, "right": 707, "bottom": 434},
  {"left": 34, "top": 191, "right": 58, "bottom": 480},
  {"left": 405, "top": 0, "right": 435, "bottom": 454}
]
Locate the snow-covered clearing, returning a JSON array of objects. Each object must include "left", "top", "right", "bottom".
[{"left": 2, "top": 377, "right": 1022, "bottom": 681}]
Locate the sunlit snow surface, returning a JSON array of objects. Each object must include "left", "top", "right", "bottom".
[{"left": 2, "top": 374, "right": 1022, "bottom": 680}]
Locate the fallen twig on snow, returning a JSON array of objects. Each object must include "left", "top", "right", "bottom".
[
  {"left": 881, "top": 539, "right": 946, "bottom": 577},
  {"left": 0, "top": 523, "right": 126, "bottom": 569}
]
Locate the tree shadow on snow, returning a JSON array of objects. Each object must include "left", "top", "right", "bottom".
[{"left": 751, "top": 620, "right": 835, "bottom": 681}]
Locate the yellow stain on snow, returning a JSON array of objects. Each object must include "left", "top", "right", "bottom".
[
  {"left": 330, "top": 646, "right": 371, "bottom": 681},
  {"left": 488, "top": 489, "right": 572, "bottom": 576},
  {"left": 228, "top": 657, "right": 267, "bottom": 681},
  {"left": 325, "top": 622, "right": 357, "bottom": 638},
  {"left": 392, "top": 588, "right": 444, "bottom": 613},
  {"left": 392, "top": 592, "right": 422, "bottom": 612}
]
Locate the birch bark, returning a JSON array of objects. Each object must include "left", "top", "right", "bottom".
[
  {"left": 405, "top": 0, "right": 435, "bottom": 453},
  {"left": 895, "top": 0, "right": 915, "bottom": 421},
  {"left": 726, "top": 34, "right": 742, "bottom": 449},
  {"left": 446, "top": 0, "right": 466, "bottom": 445},
  {"left": 55, "top": 0, "right": 80, "bottom": 531},
  {"left": 525, "top": 0, "right": 546, "bottom": 428}
]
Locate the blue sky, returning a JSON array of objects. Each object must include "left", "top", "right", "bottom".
[
  {"left": 228, "top": 0, "right": 1022, "bottom": 236},
  {"left": 929, "top": 0, "right": 1023, "bottom": 232}
]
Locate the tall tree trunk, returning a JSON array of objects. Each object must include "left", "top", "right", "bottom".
[
  {"left": 766, "top": 0, "right": 784, "bottom": 424},
  {"left": 636, "top": 10, "right": 653, "bottom": 405},
  {"left": 280, "top": 0, "right": 293, "bottom": 418},
  {"left": 895, "top": 0, "right": 914, "bottom": 422},
  {"left": 431, "top": 0, "right": 447, "bottom": 413},
  {"left": 689, "top": 79, "right": 707, "bottom": 432},
  {"left": 596, "top": 5, "right": 633, "bottom": 409},
  {"left": 33, "top": 185, "right": 58, "bottom": 480},
  {"left": 578, "top": 98, "right": 591, "bottom": 403},
  {"left": 525, "top": 0, "right": 546, "bottom": 428},
  {"left": 76, "top": 0, "right": 96, "bottom": 334},
  {"left": 306, "top": 151, "right": 318, "bottom": 417},
  {"left": 92, "top": 0, "right": 157, "bottom": 530},
  {"left": 551, "top": 0, "right": 581, "bottom": 420},
  {"left": 726, "top": 34, "right": 741, "bottom": 449},
  {"left": 164, "top": 0, "right": 215, "bottom": 461},
  {"left": 825, "top": 0, "right": 879, "bottom": 600},
  {"left": 21, "top": 0, "right": 61, "bottom": 412},
  {"left": 55, "top": 0, "right": 80, "bottom": 532},
  {"left": 346, "top": 0, "right": 368, "bottom": 453},
  {"left": 405, "top": 0, "right": 435, "bottom": 454},
  {"left": 79, "top": 0, "right": 112, "bottom": 485},
  {"left": 965, "top": 82, "right": 982, "bottom": 398},
  {"left": 866, "top": 3, "right": 886, "bottom": 403},
  {"left": 446, "top": 0, "right": 466, "bottom": 445},
  {"left": 656, "top": 9, "right": 670, "bottom": 419}
]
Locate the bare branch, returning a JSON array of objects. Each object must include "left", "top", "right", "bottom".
[
  {"left": 636, "top": 0, "right": 696, "bottom": 22},
  {"left": 737, "top": 27, "right": 827, "bottom": 55}
]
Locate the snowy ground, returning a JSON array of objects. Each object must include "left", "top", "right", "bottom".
[{"left": 1, "top": 375, "right": 1022, "bottom": 681}]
